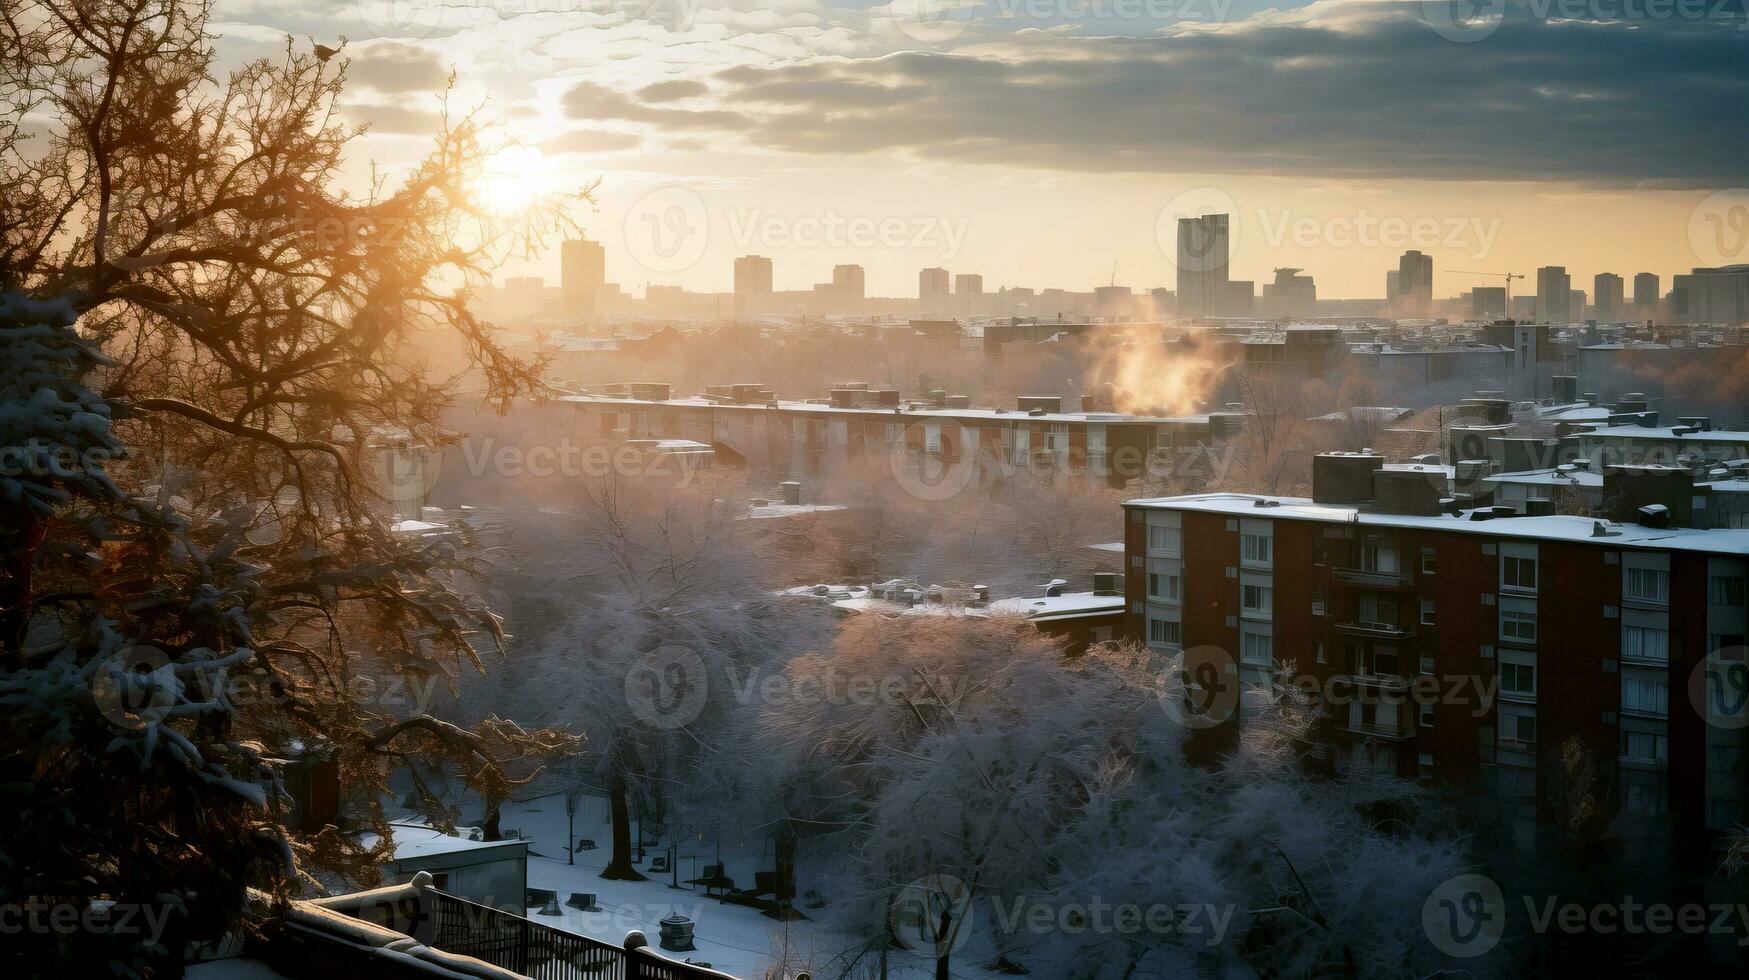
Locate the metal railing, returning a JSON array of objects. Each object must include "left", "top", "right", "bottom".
[{"left": 425, "top": 889, "right": 739, "bottom": 980}]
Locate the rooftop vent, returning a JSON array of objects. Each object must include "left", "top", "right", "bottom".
[{"left": 1637, "top": 504, "right": 1670, "bottom": 529}]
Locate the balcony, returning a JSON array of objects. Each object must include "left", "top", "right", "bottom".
[
  {"left": 1334, "top": 620, "right": 1417, "bottom": 640},
  {"left": 1332, "top": 566, "right": 1411, "bottom": 590},
  {"left": 1337, "top": 718, "right": 1414, "bottom": 741},
  {"left": 1336, "top": 671, "right": 1410, "bottom": 692}
]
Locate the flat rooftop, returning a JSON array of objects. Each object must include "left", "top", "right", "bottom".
[
  {"left": 1580, "top": 424, "right": 1749, "bottom": 444},
  {"left": 1125, "top": 492, "right": 1749, "bottom": 556},
  {"left": 559, "top": 393, "right": 1199, "bottom": 426}
]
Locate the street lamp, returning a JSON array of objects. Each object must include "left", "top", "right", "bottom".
[{"left": 564, "top": 788, "right": 582, "bottom": 866}]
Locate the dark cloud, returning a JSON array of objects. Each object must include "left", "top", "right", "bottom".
[
  {"left": 701, "top": 4, "right": 1748, "bottom": 186},
  {"left": 343, "top": 41, "right": 449, "bottom": 94},
  {"left": 541, "top": 128, "right": 645, "bottom": 155},
  {"left": 636, "top": 79, "right": 710, "bottom": 102},
  {"left": 562, "top": 81, "right": 750, "bottom": 130}
]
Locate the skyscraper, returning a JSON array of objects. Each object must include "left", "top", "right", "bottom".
[
  {"left": 1535, "top": 265, "right": 1571, "bottom": 323},
  {"left": 560, "top": 239, "right": 605, "bottom": 315},
  {"left": 1472, "top": 286, "right": 1507, "bottom": 318},
  {"left": 1634, "top": 272, "right": 1660, "bottom": 315},
  {"left": 1395, "top": 250, "right": 1433, "bottom": 314},
  {"left": 919, "top": 267, "right": 950, "bottom": 310},
  {"left": 1175, "top": 213, "right": 1230, "bottom": 317},
  {"left": 1594, "top": 272, "right": 1624, "bottom": 321},
  {"left": 733, "top": 255, "right": 773, "bottom": 314}
]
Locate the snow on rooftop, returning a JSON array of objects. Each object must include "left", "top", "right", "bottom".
[
  {"left": 556, "top": 393, "right": 1188, "bottom": 425},
  {"left": 1583, "top": 424, "right": 1749, "bottom": 443},
  {"left": 360, "top": 822, "right": 526, "bottom": 862},
  {"left": 1126, "top": 492, "right": 1749, "bottom": 555}
]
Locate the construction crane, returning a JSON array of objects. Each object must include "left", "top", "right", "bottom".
[{"left": 1449, "top": 270, "right": 1526, "bottom": 315}]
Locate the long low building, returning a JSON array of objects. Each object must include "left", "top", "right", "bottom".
[
  {"left": 1121, "top": 453, "right": 1749, "bottom": 854},
  {"left": 561, "top": 385, "right": 1242, "bottom": 489}
]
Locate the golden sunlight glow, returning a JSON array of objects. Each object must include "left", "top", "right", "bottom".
[{"left": 471, "top": 145, "right": 557, "bottom": 216}]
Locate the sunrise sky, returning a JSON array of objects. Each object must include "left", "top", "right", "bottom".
[{"left": 208, "top": 0, "right": 1749, "bottom": 300}]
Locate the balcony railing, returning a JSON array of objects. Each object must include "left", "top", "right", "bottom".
[
  {"left": 1332, "top": 567, "right": 1411, "bottom": 590},
  {"left": 1337, "top": 671, "right": 1410, "bottom": 692},
  {"left": 1334, "top": 620, "right": 1416, "bottom": 640},
  {"left": 425, "top": 889, "right": 739, "bottom": 980},
  {"left": 1337, "top": 718, "right": 1413, "bottom": 741}
]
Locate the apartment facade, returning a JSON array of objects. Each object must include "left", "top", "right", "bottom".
[
  {"left": 1122, "top": 471, "right": 1749, "bottom": 845},
  {"left": 562, "top": 387, "right": 1231, "bottom": 490}
]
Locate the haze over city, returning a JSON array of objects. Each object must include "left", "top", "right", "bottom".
[{"left": 4, "top": 3, "right": 1749, "bottom": 980}]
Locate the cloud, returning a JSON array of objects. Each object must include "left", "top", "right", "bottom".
[
  {"left": 341, "top": 102, "right": 442, "bottom": 135},
  {"left": 699, "top": 2, "right": 1748, "bottom": 186},
  {"left": 637, "top": 79, "right": 710, "bottom": 102},
  {"left": 343, "top": 41, "right": 450, "bottom": 94},
  {"left": 541, "top": 128, "right": 646, "bottom": 155},
  {"left": 561, "top": 81, "right": 750, "bottom": 130}
]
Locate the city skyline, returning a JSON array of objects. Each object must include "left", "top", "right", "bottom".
[{"left": 202, "top": 2, "right": 1748, "bottom": 300}]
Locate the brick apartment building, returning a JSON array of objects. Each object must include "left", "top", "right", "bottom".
[
  {"left": 563, "top": 383, "right": 1241, "bottom": 490},
  {"left": 1122, "top": 452, "right": 1749, "bottom": 846}
]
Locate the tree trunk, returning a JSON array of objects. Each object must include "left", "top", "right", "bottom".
[
  {"left": 601, "top": 767, "right": 646, "bottom": 881},
  {"left": 935, "top": 905, "right": 953, "bottom": 980},
  {"left": 481, "top": 787, "right": 503, "bottom": 842}
]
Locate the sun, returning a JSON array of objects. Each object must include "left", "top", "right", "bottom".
[{"left": 472, "top": 145, "right": 557, "bottom": 216}]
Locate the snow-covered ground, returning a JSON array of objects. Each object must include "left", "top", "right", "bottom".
[{"left": 493, "top": 793, "right": 1010, "bottom": 980}]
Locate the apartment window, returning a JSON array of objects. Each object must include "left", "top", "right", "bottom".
[
  {"left": 1622, "top": 677, "right": 1669, "bottom": 717},
  {"left": 1044, "top": 425, "right": 1069, "bottom": 453},
  {"left": 1623, "top": 731, "right": 1668, "bottom": 763},
  {"left": 1622, "top": 625, "right": 1669, "bottom": 663},
  {"left": 1418, "top": 752, "right": 1435, "bottom": 778},
  {"left": 1709, "top": 743, "right": 1741, "bottom": 773},
  {"left": 1507, "top": 713, "right": 1537, "bottom": 744},
  {"left": 1500, "top": 599, "right": 1537, "bottom": 644},
  {"left": 1419, "top": 654, "right": 1436, "bottom": 675},
  {"left": 1419, "top": 702, "right": 1435, "bottom": 729},
  {"left": 1421, "top": 548, "right": 1437, "bottom": 576},
  {"left": 1358, "top": 592, "right": 1398, "bottom": 627},
  {"left": 1315, "top": 641, "right": 1327, "bottom": 665},
  {"left": 1501, "top": 554, "right": 1538, "bottom": 592},
  {"left": 1625, "top": 567, "right": 1670, "bottom": 604},
  {"left": 1148, "top": 571, "right": 1182, "bottom": 603},
  {"left": 1710, "top": 575, "right": 1747, "bottom": 607},
  {"left": 1148, "top": 524, "right": 1182, "bottom": 556},
  {"left": 1420, "top": 598, "right": 1437, "bottom": 627},
  {"left": 1242, "top": 582, "right": 1273, "bottom": 616},
  {"left": 923, "top": 424, "right": 942, "bottom": 455},
  {"left": 1242, "top": 533, "right": 1272, "bottom": 566},
  {"left": 1361, "top": 543, "right": 1400, "bottom": 574},
  {"left": 1147, "top": 616, "right": 1182, "bottom": 649},
  {"left": 1241, "top": 629, "right": 1273, "bottom": 666},
  {"left": 1501, "top": 662, "right": 1536, "bottom": 699}
]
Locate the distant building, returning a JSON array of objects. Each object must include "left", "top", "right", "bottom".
[
  {"left": 1395, "top": 250, "right": 1433, "bottom": 314},
  {"left": 954, "top": 273, "right": 984, "bottom": 316},
  {"left": 1594, "top": 272, "right": 1625, "bottom": 321},
  {"left": 832, "top": 264, "right": 865, "bottom": 300},
  {"left": 1386, "top": 270, "right": 1401, "bottom": 307},
  {"left": 1535, "top": 265, "right": 1571, "bottom": 323},
  {"left": 1670, "top": 265, "right": 1749, "bottom": 325},
  {"left": 1226, "top": 280, "right": 1256, "bottom": 317},
  {"left": 1634, "top": 272, "right": 1660, "bottom": 315},
  {"left": 733, "top": 255, "right": 773, "bottom": 314},
  {"left": 1472, "top": 286, "right": 1508, "bottom": 318},
  {"left": 1176, "top": 213, "right": 1231, "bottom": 317},
  {"left": 920, "top": 267, "right": 950, "bottom": 311},
  {"left": 1262, "top": 268, "right": 1317, "bottom": 318},
  {"left": 1569, "top": 289, "right": 1587, "bottom": 322},
  {"left": 560, "top": 239, "right": 605, "bottom": 316}
]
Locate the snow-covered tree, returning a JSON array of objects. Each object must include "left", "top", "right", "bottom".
[{"left": 777, "top": 623, "right": 1493, "bottom": 979}]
